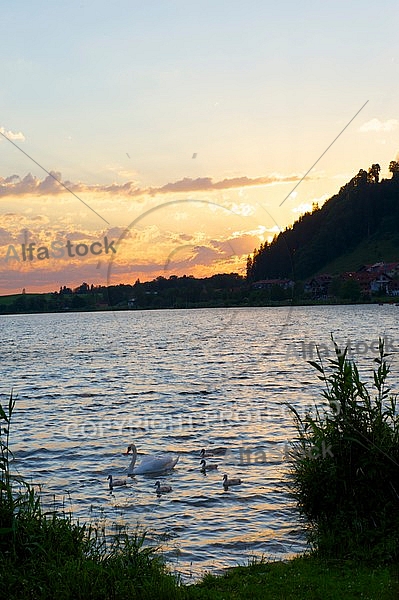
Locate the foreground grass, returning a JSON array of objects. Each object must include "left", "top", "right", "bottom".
[
  {"left": 2, "top": 549, "right": 398, "bottom": 600},
  {"left": 0, "top": 509, "right": 180, "bottom": 599},
  {"left": 184, "top": 556, "right": 399, "bottom": 600}
]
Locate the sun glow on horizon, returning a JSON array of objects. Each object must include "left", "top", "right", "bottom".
[{"left": 1, "top": 2, "right": 399, "bottom": 293}]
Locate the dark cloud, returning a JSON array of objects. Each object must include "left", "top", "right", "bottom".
[
  {"left": 0, "top": 172, "right": 66, "bottom": 196},
  {"left": 148, "top": 174, "right": 305, "bottom": 195},
  {"left": 37, "top": 172, "right": 64, "bottom": 193}
]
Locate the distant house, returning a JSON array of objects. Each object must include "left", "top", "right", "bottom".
[
  {"left": 388, "top": 280, "right": 399, "bottom": 296},
  {"left": 362, "top": 262, "right": 399, "bottom": 277},
  {"left": 304, "top": 275, "right": 332, "bottom": 299},
  {"left": 365, "top": 262, "right": 387, "bottom": 273},
  {"left": 253, "top": 279, "right": 295, "bottom": 291},
  {"left": 382, "top": 263, "right": 399, "bottom": 278},
  {"left": 359, "top": 262, "right": 399, "bottom": 278},
  {"left": 341, "top": 272, "right": 374, "bottom": 296},
  {"left": 369, "top": 273, "right": 392, "bottom": 295},
  {"left": 127, "top": 298, "right": 137, "bottom": 308},
  {"left": 342, "top": 271, "right": 394, "bottom": 296}
]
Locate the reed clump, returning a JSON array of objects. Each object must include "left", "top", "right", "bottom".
[
  {"left": 287, "top": 338, "right": 399, "bottom": 561},
  {"left": 0, "top": 392, "right": 180, "bottom": 599}
]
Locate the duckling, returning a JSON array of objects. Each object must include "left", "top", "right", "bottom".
[
  {"left": 200, "top": 447, "right": 226, "bottom": 458},
  {"left": 155, "top": 481, "right": 172, "bottom": 495},
  {"left": 107, "top": 474, "right": 127, "bottom": 491},
  {"left": 200, "top": 459, "right": 218, "bottom": 472},
  {"left": 222, "top": 474, "right": 242, "bottom": 489}
]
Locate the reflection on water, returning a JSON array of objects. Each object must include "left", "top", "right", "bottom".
[{"left": 1, "top": 305, "right": 398, "bottom": 579}]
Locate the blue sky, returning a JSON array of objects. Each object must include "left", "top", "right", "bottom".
[{"left": 1, "top": 1, "right": 398, "bottom": 292}]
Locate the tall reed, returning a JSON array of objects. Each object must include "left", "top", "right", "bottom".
[{"left": 287, "top": 338, "right": 399, "bottom": 561}]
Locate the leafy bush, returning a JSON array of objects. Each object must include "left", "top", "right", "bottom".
[{"left": 287, "top": 338, "right": 399, "bottom": 561}]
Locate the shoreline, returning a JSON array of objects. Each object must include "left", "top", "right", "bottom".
[{"left": 0, "top": 297, "right": 395, "bottom": 317}]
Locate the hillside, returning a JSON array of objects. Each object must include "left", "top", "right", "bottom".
[
  {"left": 318, "top": 232, "right": 399, "bottom": 276},
  {"left": 247, "top": 163, "right": 399, "bottom": 281}
]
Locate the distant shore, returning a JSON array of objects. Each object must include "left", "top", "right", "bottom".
[{"left": 0, "top": 293, "right": 396, "bottom": 316}]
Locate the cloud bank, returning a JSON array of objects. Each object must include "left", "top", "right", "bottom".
[{"left": 0, "top": 172, "right": 308, "bottom": 198}]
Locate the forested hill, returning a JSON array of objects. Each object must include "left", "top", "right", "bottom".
[{"left": 247, "top": 162, "right": 399, "bottom": 281}]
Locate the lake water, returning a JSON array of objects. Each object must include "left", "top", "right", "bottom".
[{"left": 1, "top": 304, "right": 399, "bottom": 580}]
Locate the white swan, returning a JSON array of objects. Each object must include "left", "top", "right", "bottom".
[
  {"left": 223, "top": 474, "right": 242, "bottom": 488},
  {"left": 200, "top": 447, "right": 226, "bottom": 458},
  {"left": 107, "top": 474, "right": 127, "bottom": 490},
  {"left": 125, "top": 443, "right": 179, "bottom": 475},
  {"left": 155, "top": 481, "right": 172, "bottom": 494},
  {"left": 200, "top": 459, "right": 218, "bottom": 472}
]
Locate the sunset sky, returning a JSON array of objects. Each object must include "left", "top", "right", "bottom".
[{"left": 1, "top": 1, "right": 399, "bottom": 294}]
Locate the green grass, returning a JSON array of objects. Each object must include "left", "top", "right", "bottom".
[
  {"left": 0, "top": 293, "right": 25, "bottom": 305},
  {"left": 0, "top": 527, "right": 180, "bottom": 600},
  {"left": 318, "top": 232, "right": 399, "bottom": 276},
  {"left": 0, "top": 292, "right": 52, "bottom": 307},
  {"left": 183, "top": 556, "right": 399, "bottom": 600}
]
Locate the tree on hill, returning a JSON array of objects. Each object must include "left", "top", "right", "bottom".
[
  {"left": 367, "top": 163, "right": 380, "bottom": 184},
  {"left": 353, "top": 168, "right": 368, "bottom": 188},
  {"left": 389, "top": 160, "right": 399, "bottom": 179},
  {"left": 247, "top": 161, "right": 399, "bottom": 282}
]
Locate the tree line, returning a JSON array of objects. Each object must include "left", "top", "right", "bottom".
[{"left": 247, "top": 161, "right": 399, "bottom": 282}]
